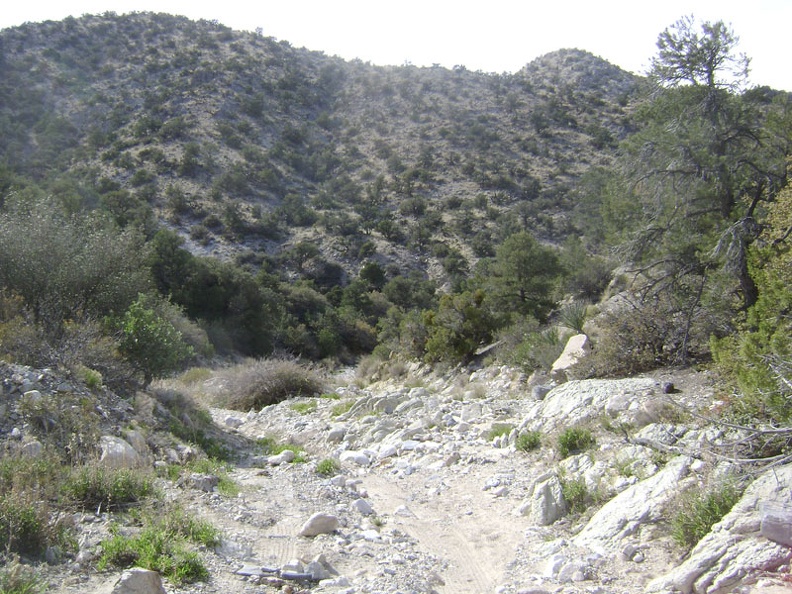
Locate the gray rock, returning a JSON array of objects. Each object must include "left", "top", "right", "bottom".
[
  {"left": 352, "top": 498, "right": 374, "bottom": 516},
  {"left": 521, "top": 473, "right": 567, "bottom": 526},
  {"left": 111, "top": 568, "right": 167, "bottom": 594},
  {"left": 574, "top": 455, "right": 692, "bottom": 553},
  {"left": 550, "top": 334, "right": 591, "bottom": 383},
  {"left": 299, "top": 512, "right": 339, "bottom": 537},
  {"left": 99, "top": 436, "right": 143, "bottom": 469},
  {"left": 224, "top": 416, "right": 244, "bottom": 429},
  {"left": 19, "top": 439, "right": 43, "bottom": 458},
  {"left": 187, "top": 473, "right": 219, "bottom": 492}
]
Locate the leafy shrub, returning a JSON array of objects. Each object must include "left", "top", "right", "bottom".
[
  {"left": 290, "top": 400, "right": 317, "bottom": 415},
  {"left": 516, "top": 431, "right": 542, "bottom": 452},
  {"left": 218, "top": 358, "right": 324, "bottom": 411},
  {"left": 557, "top": 427, "right": 595, "bottom": 458},
  {"left": 0, "top": 496, "right": 61, "bottom": 557},
  {"left": 670, "top": 481, "right": 742, "bottom": 549},
  {"left": 487, "top": 424, "right": 514, "bottom": 441},
  {"left": 316, "top": 458, "right": 340, "bottom": 477},
  {"left": 117, "top": 294, "right": 195, "bottom": 384},
  {"left": 98, "top": 506, "right": 218, "bottom": 584},
  {"left": 560, "top": 477, "right": 599, "bottom": 515},
  {"left": 62, "top": 465, "right": 156, "bottom": 511}
]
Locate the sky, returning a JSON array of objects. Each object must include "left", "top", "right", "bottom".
[{"left": 1, "top": 1, "right": 790, "bottom": 91}]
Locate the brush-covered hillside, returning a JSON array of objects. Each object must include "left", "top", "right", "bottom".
[{"left": 0, "top": 11, "right": 790, "bottom": 404}]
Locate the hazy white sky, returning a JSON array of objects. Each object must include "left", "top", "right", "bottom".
[{"left": 2, "top": 1, "right": 790, "bottom": 90}]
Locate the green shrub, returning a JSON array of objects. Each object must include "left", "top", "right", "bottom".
[
  {"left": 316, "top": 458, "right": 340, "bottom": 477},
  {"left": 560, "top": 477, "right": 590, "bottom": 514},
  {"left": 487, "top": 424, "right": 514, "bottom": 441},
  {"left": 97, "top": 506, "right": 219, "bottom": 585},
  {"left": 290, "top": 400, "right": 317, "bottom": 415},
  {"left": 557, "top": 427, "right": 595, "bottom": 458},
  {"left": 670, "top": 481, "right": 742, "bottom": 549},
  {"left": 0, "top": 557, "right": 45, "bottom": 594},
  {"left": 255, "top": 438, "right": 307, "bottom": 463},
  {"left": 62, "top": 465, "right": 156, "bottom": 511},
  {"left": 330, "top": 400, "right": 355, "bottom": 418},
  {"left": 516, "top": 431, "right": 542, "bottom": 452},
  {"left": 0, "top": 497, "right": 50, "bottom": 557},
  {"left": 117, "top": 294, "right": 195, "bottom": 385},
  {"left": 218, "top": 358, "right": 324, "bottom": 411}
]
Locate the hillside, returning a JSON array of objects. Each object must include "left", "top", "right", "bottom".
[{"left": 0, "top": 12, "right": 639, "bottom": 277}]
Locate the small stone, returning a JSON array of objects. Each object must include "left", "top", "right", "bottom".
[
  {"left": 224, "top": 416, "right": 244, "bottom": 429},
  {"left": 352, "top": 498, "right": 374, "bottom": 516},
  {"left": 299, "top": 513, "right": 339, "bottom": 537},
  {"left": 268, "top": 450, "right": 295, "bottom": 465}
]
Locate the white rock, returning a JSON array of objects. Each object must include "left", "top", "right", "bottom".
[
  {"left": 267, "top": 450, "right": 295, "bottom": 465},
  {"left": 523, "top": 473, "right": 567, "bottom": 526},
  {"left": 299, "top": 513, "right": 339, "bottom": 537},
  {"left": 111, "top": 568, "right": 167, "bottom": 594},
  {"left": 378, "top": 444, "right": 398, "bottom": 459},
  {"left": 550, "top": 334, "right": 591, "bottom": 383},
  {"left": 647, "top": 462, "right": 792, "bottom": 593},
  {"left": 574, "top": 455, "right": 693, "bottom": 553},
  {"left": 99, "top": 436, "right": 143, "bottom": 469},
  {"left": 340, "top": 450, "right": 370, "bottom": 466}
]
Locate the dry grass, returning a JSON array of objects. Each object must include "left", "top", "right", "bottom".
[{"left": 214, "top": 358, "right": 325, "bottom": 411}]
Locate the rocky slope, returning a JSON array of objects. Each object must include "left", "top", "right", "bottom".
[{"left": 9, "top": 361, "right": 790, "bottom": 594}]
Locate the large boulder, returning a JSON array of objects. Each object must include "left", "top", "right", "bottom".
[
  {"left": 522, "top": 377, "right": 659, "bottom": 432},
  {"left": 111, "top": 568, "right": 167, "bottom": 594},
  {"left": 550, "top": 334, "right": 591, "bottom": 383},
  {"left": 99, "top": 436, "right": 143, "bottom": 469},
  {"left": 573, "top": 455, "right": 693, "bottom": 553}
]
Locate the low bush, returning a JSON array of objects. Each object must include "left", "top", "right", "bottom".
[
  {"left": 516, "top": 431, "right": 542, "bottom": 452},
  {"left": 62, "top": 465, "right": 157, "bottom": 511},
  {"left": 316, "top": 458, "right": 340, "bottom": 477},
  {"left": 557, "top": 427, "right": 595, "bottom": 458},
  {"left": 97, "top": 506, "right": 219, "bottom": 585},
  {"left": 670, "top": 481, "right": 742, "bottom": 550},
  {"left": 0, "top": 557, "right": 45, "bottom": 594},
  {"left": 217, "top": 358, "right": 325, "bottom": 411}
]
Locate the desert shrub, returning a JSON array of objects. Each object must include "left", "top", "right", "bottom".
[
  {"left": 316, "top": 458, "right": 340, "bottom": 477},
  {"left": 557, "top": 427, "right": 595, "bottom": 458},
  {"left": 0, "top": 557, "right": 45, "bottom": 594},
  {"left": 154, "top": 388, "right": 234, "bottom": 462},
  {"left": 117, "top": 294, "right": 195, "bottom": 385},
  {"left": 496, "top": 318, "right": 564, "bottom": 372},
  {"left": 670, "top": 481, "right": 742, "bottom": 549},
  {"left": 487, "top": 424, "right": 514, "bottom": 441},
  {"left": 98, "top": 506, "right": 218, "bottom": 584},
  {"left": 17, "top": 391, "right": 101, "bottom": 464},
  {"left": 579, "top": 290, "right": 716, "bottom": 378},
  {"left": 62, "top": 465, "right": 156, "bottom": 511},
  {"left": 218, "top": 358, "right": 324, "bottom": 411},
  {"left": 516, "top": 431, "right": 542, "bottom": 452},
  {"left": 557, "top": 301, "right": 589, "bottom": 334},
  {"left": 0, "top": 496, "right": 53, "bottom": 557}
]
